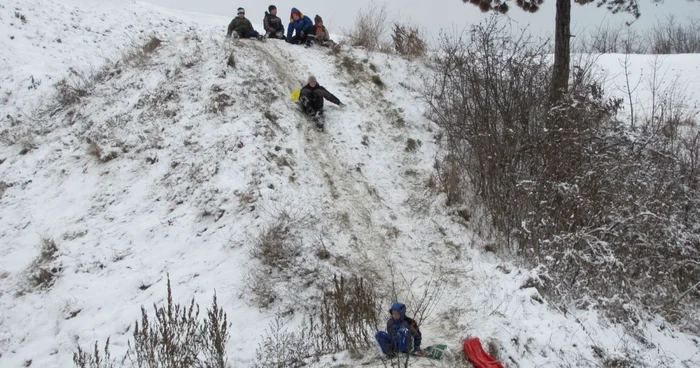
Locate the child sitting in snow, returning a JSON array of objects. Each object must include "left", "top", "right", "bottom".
[
  {"left": 375, "top": 302, "right": 422, "bottom": 358},
  {"left": 305, "top": 15, "right": 335, "bottom": 48}
]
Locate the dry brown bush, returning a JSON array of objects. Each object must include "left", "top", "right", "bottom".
[
  {"left": 74, "top": 276, "right": 230, "bottom": 368},
  {"left": 344, "top": 1, "right": 392, "bottom": 52},
  {"left": 392, "top": 24, "right": 427, "bottom": 58},
  {"left": 24, "top": 238, "right": 61, "bottom": 291},
  {"left": 314, "top": 274, "right": 380, "bottom": 353}
]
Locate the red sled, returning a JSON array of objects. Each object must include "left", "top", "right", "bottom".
[{"left": 463, "top": 338, "right": 504, "bottom": 368}]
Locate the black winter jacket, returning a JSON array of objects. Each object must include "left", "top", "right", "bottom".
[
  {"left": 264, "top": 12, "right": 284, "bottom": 33},
  {"left": 301, "top": 84, "right": 341, "bottom": 105}
]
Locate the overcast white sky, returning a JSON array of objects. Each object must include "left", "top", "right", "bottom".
[{"left": 141, "top": 0, "right": 694, "bottom": 41}]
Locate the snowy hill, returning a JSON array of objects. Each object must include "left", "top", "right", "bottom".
[{"left": 1, "top": 0, "right": 699, "bottom": 367}]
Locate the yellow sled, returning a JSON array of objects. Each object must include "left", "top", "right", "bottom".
[{"left": 291, "top": 89, "right": 301, "bottom": 102}]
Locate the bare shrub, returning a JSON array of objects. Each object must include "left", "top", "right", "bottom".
[
  {"left": 428, "top": 16, "right": 700, "bottom": 332},
  {"left": 344, "top": 1, "right": 390, "bottom": 52},
  {"left": 649, "top": 16, "right": 700, "bottom": 54},
  {"left": 313, "top": 274, "right": 380, "bottom": 353},
  {"left": 252, "top": 316, "right": 314, "bottom": 368},
  {"left": 56, "top": 69, "right": 92, "bottom": 107},
  {"left": 576, "top": 22, "right": 644, "bottom": 54},
  {"left": 73, "top": 338, "right": 118, "bottom": 368},
  {"left": 387, "top": 264, "right": 448, "bottom": 325},
  {"left": 19, "top": 134, "right": 37, "bottom": 155},
  {"left": 576, "top": 17, "right": 700, "bottom": 54},
  {"left": 125, "top": 276, "right": 230, "bottom": 367},
  {"left": 246, "top": 210, "right": 317, "bottom": 309},
  {"left": 205, "top": 85, "right": 233, "bottom": 114},
  {"left": 339, "top": 55, "right": 363, "bottom": 74},
  {"left": 74, "top": 277, "right": 230, "bottom": 368},
  {"left": 86, "top": 140, "right": 118, "bottom": 163},
  {"left": 0, "top": 181, "right": 7, "bottom": 200},
  {"left": 123, "top": 36, "right": 162, "bottom": 68},
  {"left": 433, "top": 154, "right": 462, "bottom": 206},
  {"left": 264, "top": 111, "right": 278, "bottom": 123},
  {"left": 143, "top": 36, "right": 162, "bottom": 53},
  {"left": 371, "top": 75, "right": 384, "bottom": 88},
  {"left": 392, "top": 23, "right": 427, "bottom": 58},
  {"left": 24, "top": 238, "right": 61, "bottom": 291},
  {"left": 250, "top": 220, "right": 301, "bottom": 270},
  {"left": 405, "top": 138, "right": 421, "bottom": 152}
]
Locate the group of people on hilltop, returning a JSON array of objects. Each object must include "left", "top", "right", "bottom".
[
  {"left": 226, "top": 5, "right": 334, "bottom": 48},
  {"left": 226, "top": 5, "right": 341, "bottom": 131}
]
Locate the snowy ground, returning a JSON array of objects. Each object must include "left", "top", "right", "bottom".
[{"left": 1, "top": 0, "right": 699, "bottom": 367}]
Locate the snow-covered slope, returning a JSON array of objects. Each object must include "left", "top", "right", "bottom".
[{"left": 1, "top": 0, "right": 699, "bottom": 367}]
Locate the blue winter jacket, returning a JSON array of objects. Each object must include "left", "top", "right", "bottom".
[
  {"left": 386, "top": 302, "right": 421, "bottom": 339},
  {"left": 287, "top": 8, "right": 313, "bottom": 40}
]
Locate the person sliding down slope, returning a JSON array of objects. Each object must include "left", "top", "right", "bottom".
[{"left": 298, "top": 75, "right": 345, "bottom": 131}]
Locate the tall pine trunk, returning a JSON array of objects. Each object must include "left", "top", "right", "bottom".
[{"left": 551, "top": 0, "right": 571, "bottom": 103}]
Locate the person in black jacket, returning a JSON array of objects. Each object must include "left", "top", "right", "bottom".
[
  {"left": 299, "top": 76, "right": 346, "bottom": 130},
  {"left": 263, "top": 5, "right": 285, "bottom": 39},
  {"left": 300, "top": 76, "right": 345, "bottom": 116}
]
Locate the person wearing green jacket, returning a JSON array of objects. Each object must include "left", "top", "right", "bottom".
[{"left": 227, "top": 7, "right": 263, "bottom": 40}]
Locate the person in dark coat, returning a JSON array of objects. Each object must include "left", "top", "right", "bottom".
[
  {"left": 286, "top": 7, "right": 313, "bottom": 44},
  {"left": 375, "top": 302, "right": 422, "bottom": 358},
  {"left": 227, "top": 7, "right": 263, "bottom": 40},
  {"left": 263, "top": 5, "right": 285, "bottom": 39},
  {"left": 299, "top": 76, "right": 345, "bottom": 130}
]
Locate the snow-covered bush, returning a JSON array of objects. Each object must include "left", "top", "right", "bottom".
[
  {"left": 252, "top": 316, "right": 314, "bottom": 368},
  {"left": 428, "top": 16, "right": 700, "bottom": 332}
]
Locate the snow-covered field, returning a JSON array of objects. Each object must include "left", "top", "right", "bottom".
[{"left": 1, "top": 0, "right": 699, "bottom": 367}]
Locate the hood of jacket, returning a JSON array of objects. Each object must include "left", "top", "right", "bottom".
[
  {"left": 389, "top": 302, "right": 406, "bottom": 319},
  {"left": 290, "top": 7, "right": 304, "bottom": 22}
]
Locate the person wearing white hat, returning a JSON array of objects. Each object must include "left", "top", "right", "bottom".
[{"left": 227, "top": 7, "right": 264, "bottom": 41}]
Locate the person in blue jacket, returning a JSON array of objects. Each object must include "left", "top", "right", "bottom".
[
  {"left": 286, "top": 7, "right": 313, "bottom": 44},
  {"left": 375, "top": 302, "right": 422, "bottom": 358}
]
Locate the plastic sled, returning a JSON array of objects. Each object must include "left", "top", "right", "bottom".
[{"left": 463, "top": 338, "right": 504, "bottom": 368}]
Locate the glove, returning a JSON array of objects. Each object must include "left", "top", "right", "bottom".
[{"left": 338, "top": 102, "right": 347, "bottom": 107}]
